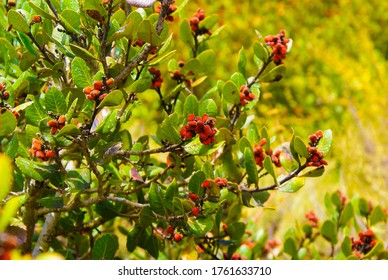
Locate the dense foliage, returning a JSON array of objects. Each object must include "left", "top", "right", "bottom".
[{"left": 0, "top": 0, "right": 387, "bottom": 260}]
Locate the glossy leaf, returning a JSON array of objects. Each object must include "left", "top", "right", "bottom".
[
  {"left": 45, "top": 87, "right": 67, "bottom": 115},
  {"left": 370, "top": 206, "right": 387, "bottom": 226},
  {"left": 188, "top": 217, "right": 213, "bottom": 236},
  {"left": 253, "top": 41, "right": 269, "bottom": 63},
  {"left": 97, "top": 90, "right": 124, "bottom": 109},
  {"left": 0, "top": 110, "right": 17, "bottom": 137},
  {"left": 8, "top": 10, "right": 30, "bottom": 33},
  {"left": 294, "top": 136, "right": 309, "bottom": 159},
  {"left": 56, "top": 124, "right": 80, "bottom": 138},
  {"left": 149, "top": 183, "right": 167, "bottom": 216},
  {"left": 261, "top": 64, "right": 286, "bottom": 83},
  {"left": 183, "top": 94, "right": 199, "bottom": 116},
  {"left": 244, "top": 147, "right": 258, "bottom": 185},
  {"left": 321, "top": 220, "right": 338, "bottom": 244},
  {"left": 92, "top": 234, "right": 118, "bottom": 260},
  {"left": 199, "top": 99, "right": 217, "bottom": 117},
  {"left": 339, "top": 203, "right": 354, "bottom": 227},
  {"left": 71, "top": 57, "right": 92, "bottom": 89},
  {"left": 223, "top": 80, "right": 239, "bottom": 105},
  {"left": 278, "top": 177, "right": 305, "bottom": 193},
  {"left": 317, "top": 129, "right": 333, "bottom": 156}
]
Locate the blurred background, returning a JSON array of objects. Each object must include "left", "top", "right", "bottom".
[{"left": 157, "top": 0, "right": 388, "bottom": 239}]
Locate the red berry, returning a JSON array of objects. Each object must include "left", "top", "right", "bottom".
[
  {"left": 201, "top": 180, "right": 211, "bottom": 188},
  {"left": 173, "top": 233, "right": 183, "bottom": 242},
  {"left": 45, "top": 150, "right": 55, "bottom": 159},
  {"left": 31, "top": 15, "right": 42, "bottom": 24},
  {"left": 167, "top": 226, "right": 175, "bottom": 235},
  {"left": 191, "top": 207, "right": 200, "bottom": 216},
  {"left": 47, "top": 119, "right": 58, "bottom": 127},
  {"left": 0, "top": 83, "right": 3, "bottom": 91},
  {"left": 189, "top": 193, "right": 199, "bottom": 201},
  {"left": 32, "top": 139, "right": 42, "bottom": 151},
  {"left": 36, "top": 150, "right": 45, "bottom": 159},
  {"left": 93, "top": 80, "right": 103, "bottom": 90}
]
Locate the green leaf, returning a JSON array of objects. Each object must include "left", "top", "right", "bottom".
[
  {"left": 188, "top": 171, "right": 205, "bottom": 197},
  {"left": 37, "top": 197, "right": 64, "bottom": 208},
  {"left": 183, "top": 94, "right": 199, "bottom": 116},
  {"left": 197, "top": 49, "right": 216, "bottom": 72},
  {"left": 290, "top": 132, "right": 300, "bottom": 165},
  {"left": 263, "top": 156, "right": 276, "bottom": 182},
  {"left": 8, "top": 10, "right": 30, "bottom": 33},
  {"left": 238, "top": 47, "right": 247, "bottom": 77},
  {"left": 199, "top": 14, "right": 218, "bottom": 30},
  {"left": 164, "top": 181, "right": 179, "bottom": 212},
  {"left": 317, "top": 129, "right": 333, "bottom": 156},
  {"left": 253, "top": 41, "right": 269, "bottom": 63},
  {"left": 139, "top": 206, "right": 155, "bottom": 227},
  {"left": 300, "top": 166, "right": 325, "bottom": 177},
  {"left": 278, "top": 177, "right": 305, "bottom": 193},
  {"left": 283, "top": 238, "right": 297, "bottom": 258},
  {"left": 239, "top": 136, "right": 252, "bottom": 153},
  {"left": 294, "top": 136, "right": 309, "bottom": 159},
  {"left": 97, "top": 90, "right": 123, "bottom": 109},
  {"left": 341, "top": 236, "right": 352, "bottom": 257},
  {"left": 199, "top": 99, "right": 217, "bottom": 117},
  {"left": 260, "top": 126, "right": 271, "bottom": 153},
  {"left": 231, "top": 72, "right": 246, "bottom": 88},
  {"left": 18, "top": 32, "right": 39, "bottom": 57},
  {"left": 15, "top": 158, "right": 57, "bottom": 181},
  {"left": 149, "top": 183, "right": 167, "bottom": 216},
  {"left": 66, "top": 169, "right": 91, "bottom": 191},
  {"left": 94, "top": 110, "right": 118, "bottom": 134},
  {"left": 138, "top": 19, "right": 162, "bottom": 46},
  {"left": 69, "top": 44, "right": 96, "bottom": 60},
  {"left": 358, "top": 198, "right": 370, "bottom": 217},
  {"left": 181, "top": 59, "right": 201, "bottom": 76},
  {"left": 227, "top": 222, "right": 246, "bottom": 240},
  {"left": 5, "top": 133, "right": 19, "bottom": 159},
  {"left": 0, "top": 196, "right": 24, "bottom": 232},
  {"left": 223, "top": 80, "right": 240, "bottom": 105},
  {"left": 161, "top": 115, "right": 181, "bottom": 144},
  {"left": 370, "top": 206, "right": 387, "bottom": 226},
  {"left": 56, "top": 124, "right": 80, "bottom": 138},
  {"left": 321, "top": 220, "right": 338, "bottom": 244},
  {"left": 279, "top": 144, "right": 299, "bottom": 173},
  {"left": 94, "top": 201, "right": 118, "bottom": 220},
  {"left": 45, "top": 87, "right": 67, "bottom": 115},
  {"left": 339, "top": 203, "right": 354, "bottom": 227},
  {"left": 187, "top": 217, "right": 213, "bottom": 236},
  {"left": 201, "top": 161, "right": 214, "bottom": 179},
  {"left": 143, "top": 234, "right": 160, "bottom": 259},
  {"left": 180, "top": 20, "right": 194, "bottom": 48},
  {"left": 244, "top": 147, "right": 258, "bottom": 185},
  {"left": 71, "top": 57, "right": 92, "bottom": 89},
  {"left": 131, "top": 77, "right": 152, "bottom": 93},
  {"left": 29, "top": 2, "right": 56, "bottom": 20},
  {"left": 92, "top": 234, "right": 118, "bottom": 260},
  {"left": 261, "top": 64, "right": 286, "bottom": 83},
  {"left": 247, "top": 123, "right": 260, "bottom": 146},
  {"left": 126, "top": 225, "right": 144, "bottom": 252},
  {"left": 0, "top": 110, "right": 17, "bottom": 137},
  {"left": 0, "top": 154, "right": 13, "bottom": 202}
]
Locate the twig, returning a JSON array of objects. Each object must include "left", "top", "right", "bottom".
[
  {"left": 27, "top": 32, "right": 55, "bottom": 65},
  {"left": 112, "top": 143, "right": 183, "bottom": 157}
]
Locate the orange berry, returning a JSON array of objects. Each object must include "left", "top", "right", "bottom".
[
  {"left": 2, "top": 91, "right": 10, "bottom": 100},
  {"left": 58, "top": 115, "right": 66, "bottom": 124},
  {"left": 106, "top": 78, "right": 114, "bottom": 87},
  {"left": 91, "top": 89, "right": 100, "bottom": 98},
  {"left": 93, "top": 80, "right": 103, "bottom": 90},
  {"left": 83, "top": 86, "right": 93, "bottom": 95},
  {"left": 32, "top": 139, "right": 42, "bottom": 151},
  {"left": 0, "top": 83, "right": 3, "bottom": 91},
  {"left": 47, "top": 119, "right": 58, "bottom": 127},
  {"left": 45, "top": 150, "right": 55, "bottom": 159},
  {"left": 36, "top": 150, "right": 45, "bottom": 159},
  {"left": 50, "top": 127, "right": 57, "bottom": 134},
  {"left": 31, "top": 15, "right": 42, "bottom": 24},
  {"left": 98, "top": 93, "right": 108, "bottom": 101}
]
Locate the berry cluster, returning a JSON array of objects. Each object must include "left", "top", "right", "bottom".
[
  {"left": 352, "top": 229, "right": 376, "bottom": 256},
  {"left": 47, "top": 115, "right": 66, "bottom": 134},
  {"left": 305, "top": 210, "right": 319, "bottom": 228},
  {"left": 264, "top": 239, "right": 281, "bottom": 252},
  {"left": 189, "top": 8, "right": 211, "bottom": 36},
  {"left": 149, "top": 67, "right": 163, "bottom": 89},
  {"left": 264, "top": 30, "right": 290, "bottom": 65},
  {"left": 28, "top": 138, "right": 55, "bottom": 161},
  {"left": 253, "top": 138, "right": 282, "bottom": 168},
  {"left": 83, "top": 78, "right": 114, "bottom": 101},
  {"left": 180, "top": 113, "right": 216, "bottom": 146},
  {"left": 155, "top": 1, "right": 178, "bottom": 22},
  {"left": 239, "top": 85, "right": 256, "bottom": 106},
  {"left": 0, "top": 82, "right": 10, "bottom": 101},
  {"left": 201, "top": 177, "right": 228, "bottom": 189},
  {"left": 163, "top": 225, "right": 183, "bottom": 243},
  {"left": 171, "top": 61, "right": 192, "bottom": 87},
  {"left": 306, "top": 130, "right": 328, "bottom": 167}
]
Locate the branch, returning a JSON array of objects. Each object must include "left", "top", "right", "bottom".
[
  {"left": 32, "top": 212, "right": 60, "bottom": 258},
  {"left": 106, "top": 196, "right": 149, "bottom": 208},
  {"left": 27, "top": 32, "right": 55, "bottom": 65},
  {"left": 240, "top": 164, "right": 307, "bottom": 193},
  {"left": 112, "top": 143, "right": 183, "bottom": 157}
]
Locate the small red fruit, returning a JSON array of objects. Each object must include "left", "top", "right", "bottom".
[
  {"left": 45, "top": 150, "right": 55, "bottom": 159},
  {"left": 47, "top": 119, "right": 58, "bottom": 127},
  {"left": 191, "top": 207, "right": 200, "bottom": 216},
  {"left": 106, "top": 77, "right": 114, "bottom": 87},
  {"left": 188, "top": 193, "right": 199, "bottom": 202},
  {"left": 173, "top": 233, "right": 183, "bottom": 243},
  {"left": 31, "top": 15, "right": 42, "bottom": 24},
  {"left": 32, "top": 139, "right": 42, "bottom": 151},
  {"left": 93, "top": 80, "right": 103, "bottom": 90},
  {"left": 167, "top": 226, "right": 175, "bottom": 235},
  {"left": 58, "top": 115, "right": 66, "bottom": 124},
  {"left": 83, "top": 86, "right": 93, "bottom": 95}
]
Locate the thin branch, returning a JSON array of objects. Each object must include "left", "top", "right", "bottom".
[
  {"left": 27, "top": 32, "right": 55, "bottom": 65},
  {"left": 32, "top": 212, "right": 60, "bottom": 258},
  {"left": 100, "top": 1, "right": 114, "bottom": 76},
  {"left": 240, "top": 164, "right": 307, "bottom": 193},
  {"left": 112, "top": 143, "right": 183, "bottom": 157},
  {"left": 106, "top": 196, "right": 149, "bottom": 208}
]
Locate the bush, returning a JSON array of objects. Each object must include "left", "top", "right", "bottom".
[{"left": 0, "top": 0, "right": 386, "bottom": 260}]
